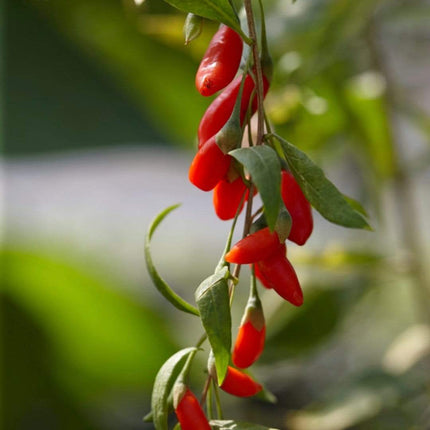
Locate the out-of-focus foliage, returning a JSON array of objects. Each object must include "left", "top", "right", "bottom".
[
  {"left": 1, "top": 248, "right": 177, "bottom": 428},
  {"left": 5, "top": 0, "right": 212, "bottom": 154}
]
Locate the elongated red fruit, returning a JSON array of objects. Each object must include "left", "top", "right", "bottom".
[
  {"left": 225, "top": 227, "right": 281, "bottom": 264},
  {"left": 253, "top": 243, "right": 286, "bottom": 289},
  {"left": 254, "top": 263, "right": 273, "bottom": 289},
  {"left": 281, "top": 171, "right": 313, "bottom": 245},
  {"left": 189, "top": 135, "right": 231, "bottom": 191},
  {"left": 233, "top": 321, "right": 266, "bottom": 369},
  {"left": 220, "top": 366, "right": 262, "bottom": 397},
  {"left": 257, "top": 249, "right": 303, "bottom": 306},
  {"left": 196, "top": 25, "right": 243, "bottom": 97},
  {"left": 198, "top": 74, "right": 270, "bottom": 147},
  {"left": 213, "top": 175, "right": 248, "bottom": 220},
  {"left": 174, "top": 387, "right": 211, "bottom": 430}
]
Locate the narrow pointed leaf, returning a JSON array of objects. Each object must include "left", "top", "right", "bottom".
[
  {"left": 230, "top": 146, "right": 281, "bottom": 231},
  {"left": 274, "top": 135, "right": 370, "bottom": 230},
  {"left": 151, "top": 347, "right": 197, "bottom": 430},
  {"left": 342, "top": 194, "right": 369, "bottom": 218},
  {"left": 145, "top": 204, "right": 200, "bottom": 316},
  {"left": 255, "top": 385, "right": 278, "bottom": 404},
  {"left": 195, "top": 267, "right": 231, "bottom": 384},
  {"left": 183, "top": 13, "right": 203, "bottom": 45},
  {"left": 162, "top": 0, "right": 243, "bottom": 38},
  {"left": 210, "top": 420, "right": 280, "bottom": 430}
]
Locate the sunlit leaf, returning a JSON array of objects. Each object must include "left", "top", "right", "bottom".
[
  {"left": 151, "top": 347, "right": 197, "bottom": 430},
  {"left": 230, "top": 146, "right": 281, "bottom": 231},
  {"left": 183, "top": 13, "right": 203, "bottom": 45},
  {"left": 273, "top": 134, "right": 370, "bottom": 229},
  {"left": 145, "top": 204, "right": 200, "bottom": 316},
  {"left": 162, "top": 0, "right": 243, "bottom": 38},
  {"left": 195, "top": 267, "right": 231, "bottom": 384}
]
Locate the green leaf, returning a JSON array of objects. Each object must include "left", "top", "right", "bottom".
[
  {"left": 151, "top": 347, "right": 197, "bottom": 430},
  {"left": 274, "top": 135, "right": 370, "bottom": 230},
  {"left": 255, "top": 385, "right": 278, "bottom": 404},
  {"left": 195, "top": 267, "right": 231, "bottom": 385},
  {"left": 342, "top": 194, "right": 369, "bottom": 218},
  {"left": 230, "top": 146, "right": 281, "bottom": 231},
  {"left": 210, "top": 420, "right": 280, "bottom": 430},
  {"left": 162, "top": 0, "right": 244, "bottom": 38},
  {"left": 183, "top": 13, "right": 203, "bottom": 45},
  {"left": 145, "top": 204, "right": 200, "bottom": 316}
]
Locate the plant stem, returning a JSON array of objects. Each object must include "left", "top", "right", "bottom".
[
  {"left": 213, "top": 380, "right": 224, "bottom": 419},
  {"left": 201, "top": 375, "right": 212, "bottom": 406},
  {"left": 206, "top": 380, "right": 214, "bottom": 419},
  {"left": 195, "top": 332, "right": 207, "bottom": 348},
  {"left": 244, "top": 0, "right": 265, "bottom": 146}
]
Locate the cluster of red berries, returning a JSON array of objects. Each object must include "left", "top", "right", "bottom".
[
  {"left": 188, "top": 24, "right": 269, "bottom": 220},
  {"left": 176, "top": 23, "right": 313, "bottom": 430},
  {"left": 226, "top": 170, "right": 313, "bottom": 306}
]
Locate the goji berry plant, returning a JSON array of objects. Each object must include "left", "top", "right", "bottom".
[{"left": 144, "top": 1, "right": 370, "bottom": 429}]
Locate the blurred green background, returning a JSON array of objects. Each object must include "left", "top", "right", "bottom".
[{"left": 2, "top": 0, "right": 430, "bottom": 429}]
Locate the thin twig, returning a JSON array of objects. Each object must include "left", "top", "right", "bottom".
[
  {"left": 201, "top": 375, "right": 212, "bottom": 406},
  {"left": 244, "top": 0, "right": 265, "bottom": 146}
]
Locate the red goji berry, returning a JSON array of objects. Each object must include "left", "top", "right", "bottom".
[
  {"left": 213, "top": 175, "right": 248, "bottom": 220},
  {"left": 174, "top": 386, "right": 211, "bottom": 430},
  {"left": 253, "top": 263, "right": 273, "bottom": 289},
  {"left": 220, "top": 366, "right": 262, "bottom": 397},
  {"left": 281, "top": 171, "right": 313, "bottom": 245},
  {"left": 233, "top": 320, "right": 266, "bottom": 369},
  {"left": 198, "top": 73, "right": 270, "bottom": 148},
  {"left": 256, "top": 248, "right": 303, "bottom": 306},
  {"left": 225, "top": 227, "right": 281, "bottom": 264},
  {"left": 188, "top": 135, "right": 231, "bottom": 191},
  {"left": 253, "top": 243, "right": 286, "bottom": 289},
  {"left": 196, "top": 25, "right": 243, "bottom": 97}
]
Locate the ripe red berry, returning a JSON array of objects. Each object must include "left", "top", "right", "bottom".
[
  {"left": 196, "top": 25, "right": 243, "bottom": 97},
  {"left": 253, "top": 243, "right": 286, "bottom": 289},
  {"left": 225, "top": 227, "right": 281, "bottom": 264},
  {"left": 213, "top": 175, "right": 248, "bottom": 220},
  {"left": 256, "top": 248, "right": 303, "bottom": 306},
  {"left": 188, "top": 135, "right": 231, "bottom": 191},
  {"left": 253, "top": 263, "right": 273, "bottom": 289},
  {"left": 198, "top": 73, "right": 270, "bottom": 147},
  {"left": 281, "top": 171, "right": 313, "bottom": 245},
  {"left": 220, "top": 366, "right": 262, "bottom": 397},
  {"left": 233, "top": 320, "right": 266, "bottom": 369},
  {"left": 174, "top": 387, "right": 211, "bottom": 430}
]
